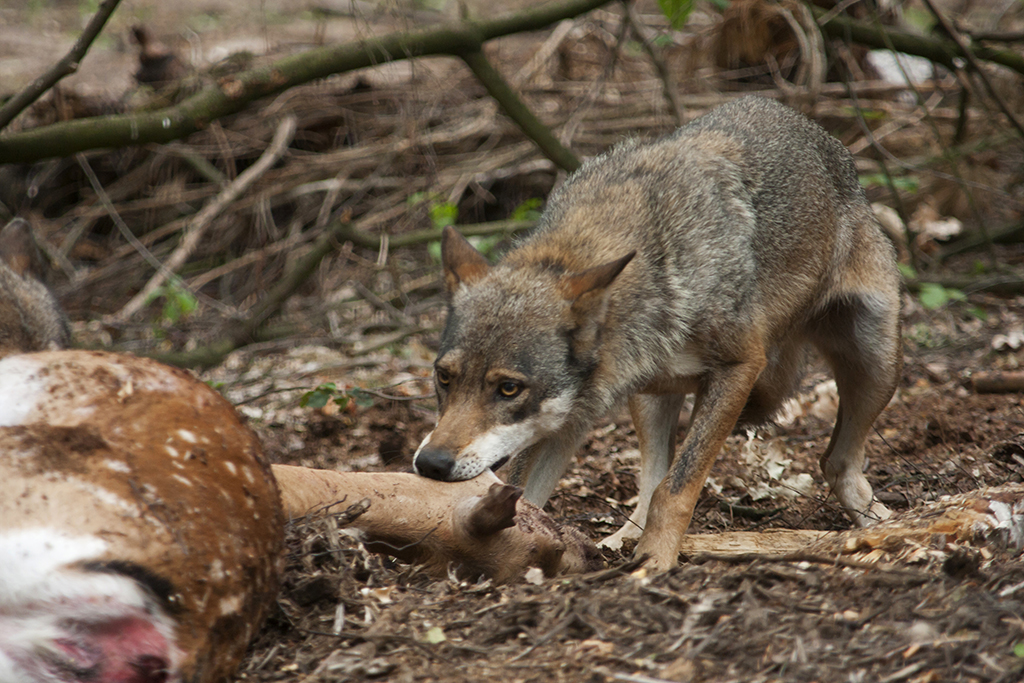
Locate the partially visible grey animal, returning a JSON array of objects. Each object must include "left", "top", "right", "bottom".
[{"left": 0, "top": 217, "right": 70, "bottom": 357}]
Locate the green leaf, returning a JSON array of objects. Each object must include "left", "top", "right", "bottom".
[
  {"left": 858, "top": 173, "right": 918, "bottom": 192},
  {"left": 349, "top": 387, "right": 375, "bottom": 409},
  {"left": 300, "top": 383, "right": 337, "bottom": 409},
  {"left": 510, "top": 198, "right": 543, "bottom": 222},
  {"left": 300, "top": 391, "right": 328, "bottom": 409},
  {"left": 407, "top": 191, "right": 433, "bottom": 206},
  {"left": 427, "top": 240, "right": 442, "bottom": 263},
  {"left": 842, "top": 106, "right": 886, "bottom": 121},
  {"left": 657, "top": 0, "right": 693, "bottom": 29},
  {"left": 918, "top": 282, "right": 949, "bottom": 310},
  {"left": 145, "top": 281, "right": 198, "bottom": 325},
  {"left": 918, "top": 282, "right": 964, "bottom": 310},
  {"left": 428, "top": 202, "right": 458, "bottom": 230},
  {"left": 468, "top": 234, "right": 503, "bottom": 259},
  {"left": 1014, "top": 641, "right": 1024, "bottom": 658},
  {"left": 965, "top": 306, "right": 988, "bottom": 321},
  {"left": 897, "top": 263, "right": 918, "bottom": 279}
]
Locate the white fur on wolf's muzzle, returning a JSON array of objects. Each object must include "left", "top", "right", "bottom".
[{"left": 417, "top": 393, "right": 574, "bottom": 480}]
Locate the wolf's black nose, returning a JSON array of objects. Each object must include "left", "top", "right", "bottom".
[{"left": 414, "top": 447, "right": 456, "bottom": 481}]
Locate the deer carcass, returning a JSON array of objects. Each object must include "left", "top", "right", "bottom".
[
  {"left": 0, "top": 350, "right": 285, "bottom": 683},
  {"left": 273, "top": 464, "right": 602, "bottom": 583}
]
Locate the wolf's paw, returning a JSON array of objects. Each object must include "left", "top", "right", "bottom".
[
  {"left": 598, "top": 524, "right": 642, "bottom": 551},
  {"left": 853, "top": 499, "right": 893, "bottom": 528},
  {"left": 636, "top": 549, "right": 678, "bottom": 573},
  {"left": 632, "top": 538, "right": 680, "bottom": 573}
]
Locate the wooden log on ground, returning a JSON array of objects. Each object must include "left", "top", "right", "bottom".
[
  {"left": 671, "top": 484, "right": 1023, "bottom": 568},
  {"left": 971, "top": 371, "right": 1024, "bottom": 394}
]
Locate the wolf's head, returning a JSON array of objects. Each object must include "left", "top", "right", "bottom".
[{"left": 413, "top": 226, "right": 632, "bottom": 483}]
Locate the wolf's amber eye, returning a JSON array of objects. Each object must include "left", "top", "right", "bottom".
[
  {"left": 498, "top": 381, "right": 521, "bottom": 398},
  {"left": 436, "top": 368, "right": 451, "bottom": 386}
]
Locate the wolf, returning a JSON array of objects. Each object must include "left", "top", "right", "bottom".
[
  {"left": 0, "top": 217, "right": 70, "bottom": 358},
  {"left": 413, "top": 96, "right": 902, "bottom": 570}
]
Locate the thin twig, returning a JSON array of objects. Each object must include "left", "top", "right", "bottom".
[
  {"left": 920, "top": 0, "right": 1024, "bottom": 140},
  {"left": 353, "top": 281, "right": 415, "bottom": 327},
  {"left": 511, "top": 19, "right": 576, "bottom": 88},
  {"left": 460, "top": 49, "right": 580, "bottom": 172},
  {"left": 150, "top": 219, "right": 352, "bottom": 368},
  {"left": 76, "top": 153, "right": 234, "bottom": 319},
  {"left": 0, "top": 0, "right": 123, "bottom": 131},
  {"left": 622, "top": 1, "right": 683, "bottom": 127},
  {"left": 113, "top": 115, "right": 297, "bottom": 322},
  {"left": 688, "top": 550, "right": 932, "bottom": 580},
  {"left": 335, "top": 218, "right": 534, "bottom": 250},
  {"left": 560, "top": 11, "right": 629, "bottom": 148}
]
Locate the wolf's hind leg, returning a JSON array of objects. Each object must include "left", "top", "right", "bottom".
[
  {"left": 812, "top": 290, "right": 901, "bottom": 527},
  {"left": 600, "top": 393, "right": 685, "bottom": 551}
]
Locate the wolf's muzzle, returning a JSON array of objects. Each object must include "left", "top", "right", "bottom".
[{"left": 414, "top": 447, "right": 456, "bottom": 481}]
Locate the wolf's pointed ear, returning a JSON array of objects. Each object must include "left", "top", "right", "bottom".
[
  {"left": 559, "top": 251, "right": 635, "bottom": 355},
  {"left": 442, "top": 225, "right": 491, "bottom": 295},
  {"left": 558, "top": 251, "right": 635, "bottom": 312}
]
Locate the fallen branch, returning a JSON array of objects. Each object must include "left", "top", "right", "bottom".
[
  {"left": 511, "top": 19, "right": 575, "bottom": 88},
  {"left": 919, "top": 0, "right": 1024, "bottom": 140},
  {"left": 460, "top": 49, "right": 581, "bottom": 172},
  {"left": 0, "top": 0, "right": 613, "bottom": 163},
  {"left": 971, "top": 371, "right": 1024, "bottom": 394},
  {"left": 271, "top": 464, "right": 601, "bottom": 583},
  {"left": 0, "top": 0, "right": 123, "bottom": 131},
  {"left": 113, "top": 115, "right": 297, "bottom": 323},
  {"left": 669, "top": 484, "right": 1024, "bottom": 567},
  {"left": 812, "top": 5, "right": 1024, "bottom": 78}
]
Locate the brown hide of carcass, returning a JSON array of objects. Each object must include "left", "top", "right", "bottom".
[
  {"left": 272, "top": 465, "right": 602, "bottom": 584},
  {"left": 0, "top": 350, "right": 284, "bottom": 683}
]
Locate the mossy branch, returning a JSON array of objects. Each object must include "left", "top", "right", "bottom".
[
  {"left": 0, "top": 0, "right": 611, "bottom": 165},
  {"left": 460, "top": 50, "right": 580, "bottom": 172},
  {"left": 811, "top": 4, "right": 1024, "bottom": 77}
]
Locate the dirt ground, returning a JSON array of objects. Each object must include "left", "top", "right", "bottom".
[{"left": 2, "top": 0, "right": 1024, "bottom": 681}]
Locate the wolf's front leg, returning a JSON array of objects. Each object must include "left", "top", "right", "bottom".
[
  {"left": 600, "top": 393, "right": 686, "bottom": 551},
  {"left": 635, "top": 355, "right": 764, "bottom": 570},
  {"left": 508, "top": 421, "right": 593, "bottom": 507}
]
